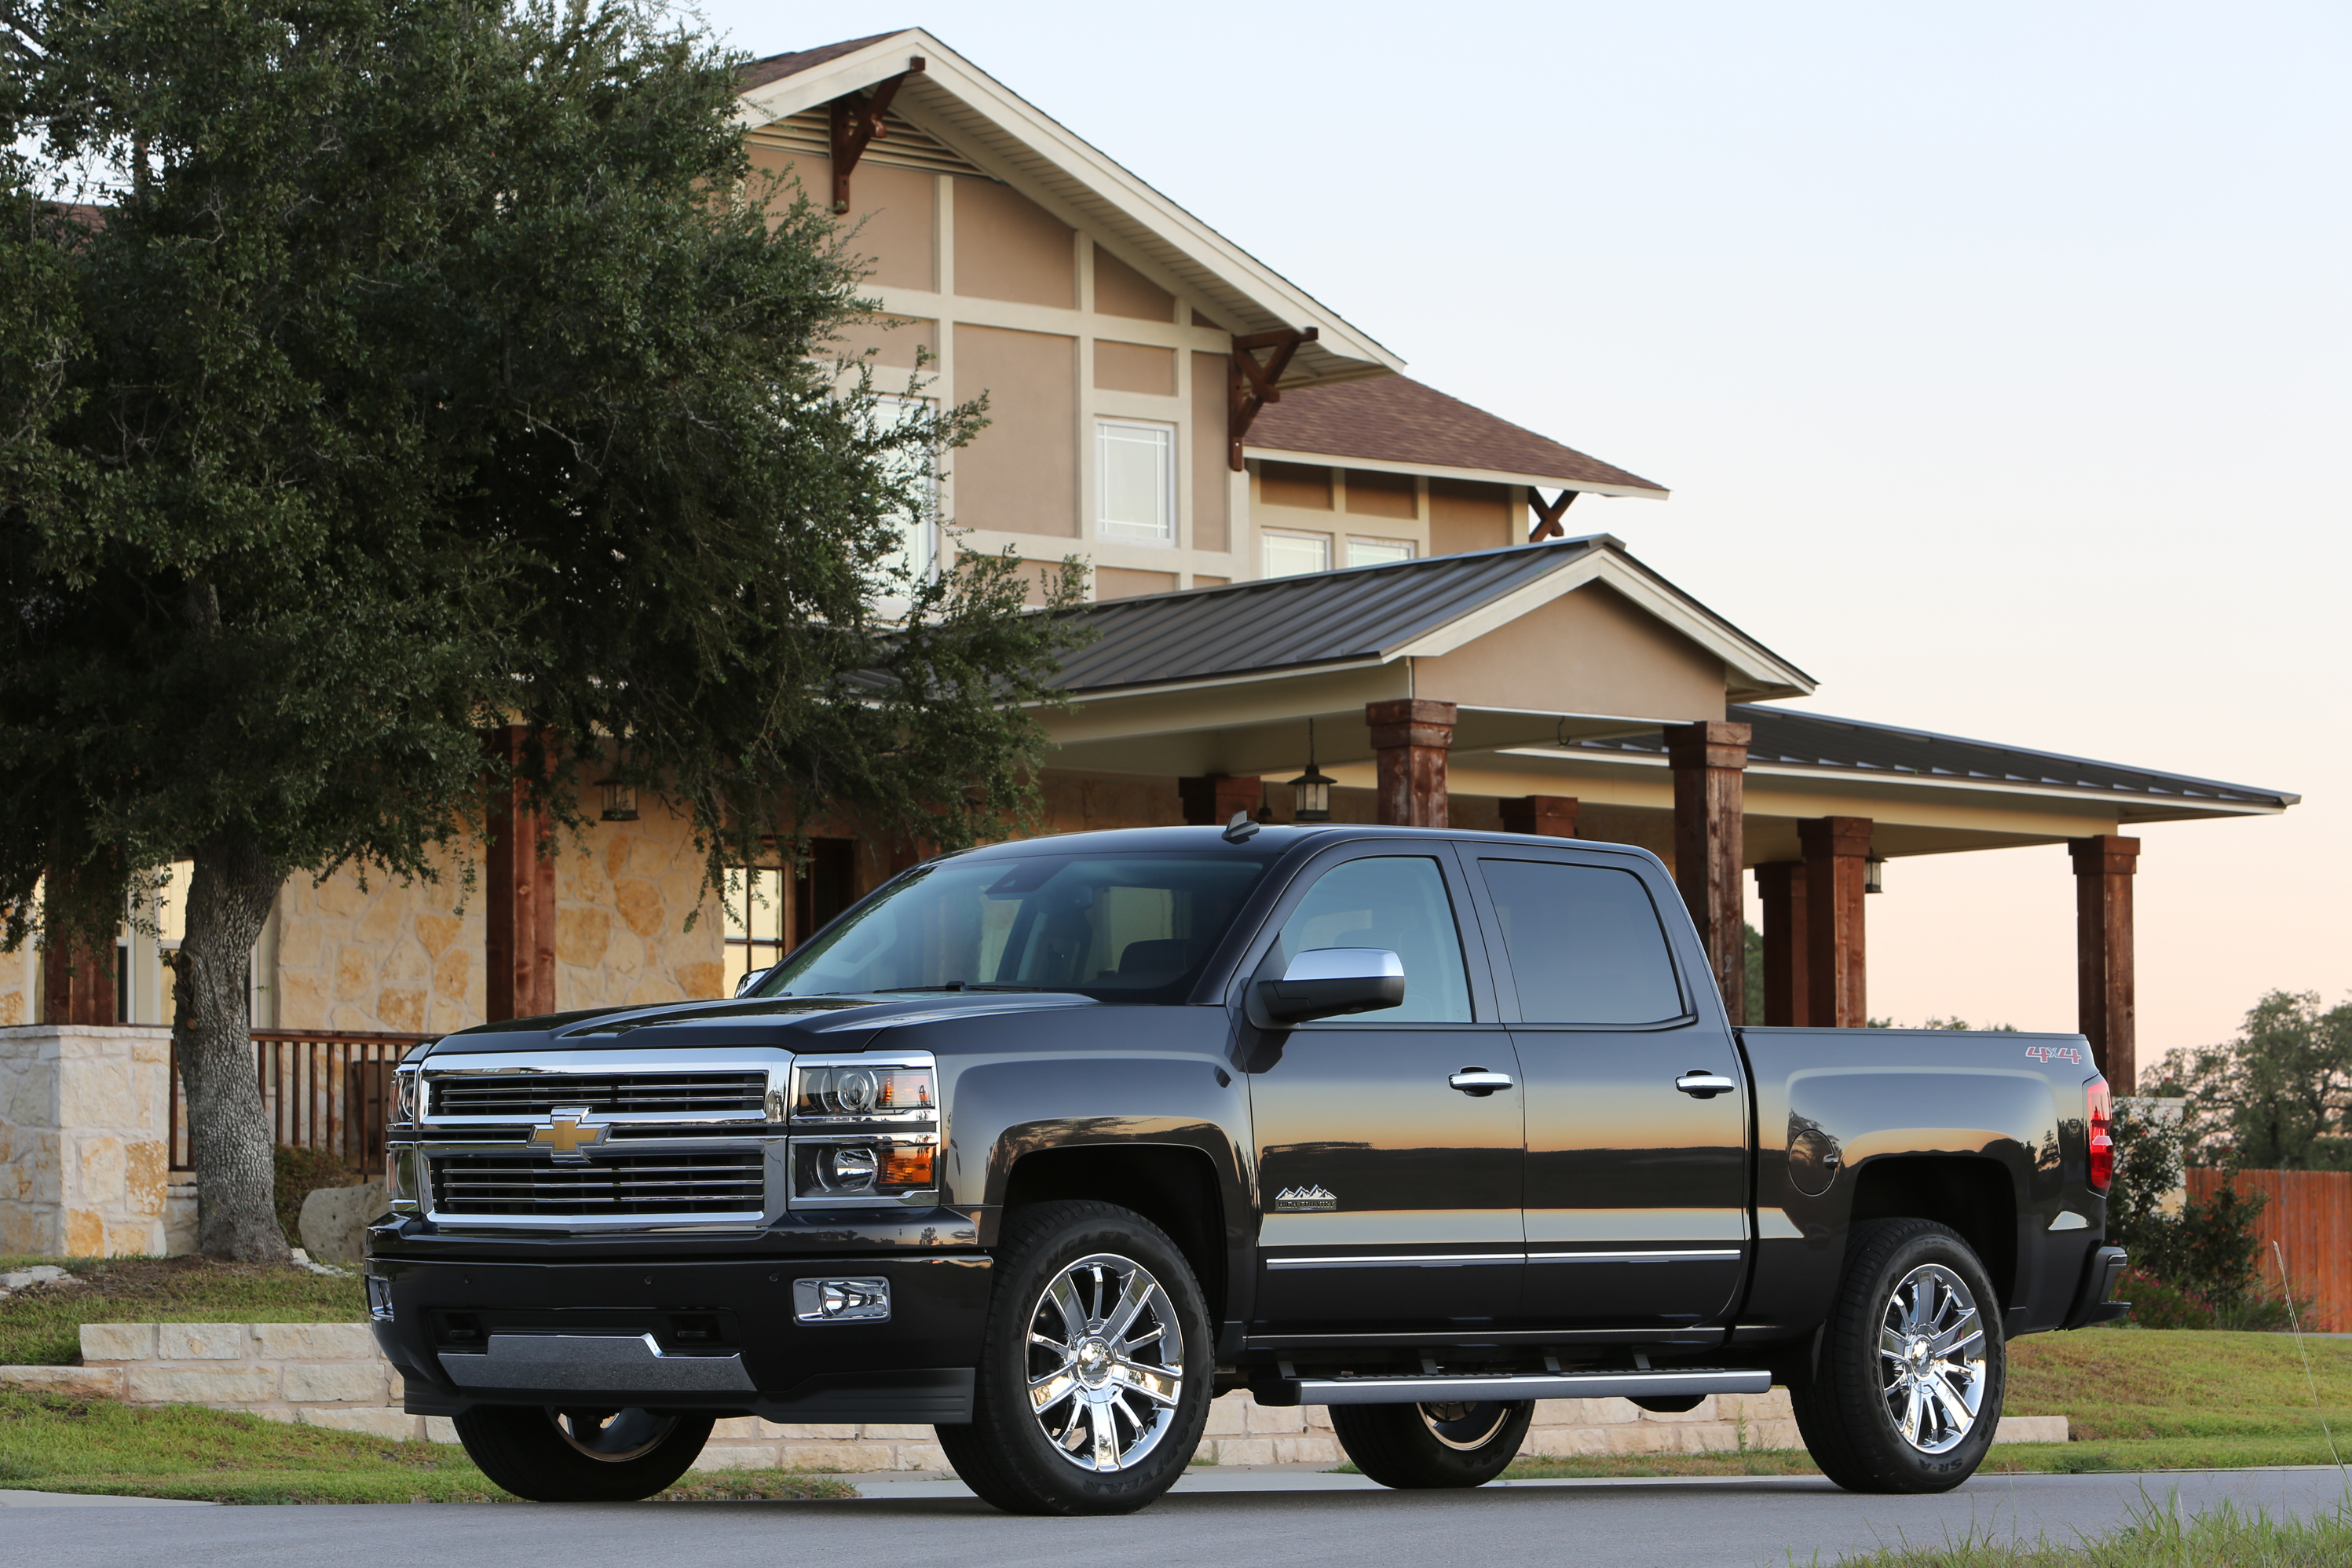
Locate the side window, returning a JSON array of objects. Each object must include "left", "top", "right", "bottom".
[
  {"left": 1275, "top": 857, "right": 1473, "bottom": 1023},
  {"left": 1478, "top": 860, "right": 1685, "bottom": 1025}
]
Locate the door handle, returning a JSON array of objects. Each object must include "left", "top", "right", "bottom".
[
  {"left": 1675, "top": 1071, "right": 1738, "bottom": 1098},
  {"left": 1450, "top": 1069, "right": 1515, "bottom": 1096}
]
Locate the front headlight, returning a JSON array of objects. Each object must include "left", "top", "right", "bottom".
[
  {"left": 386, "top": 1146, "right": 420, "bottom": 1212},
  {"left": 786, "top": 1054, "right": 938, "bottom": 1208},
  {"left": 791, "top": 1135, "right": 937, "bottom": 1201},
  {"left": 393, "top": 1065, "right": 421, "bottom": 1125}
]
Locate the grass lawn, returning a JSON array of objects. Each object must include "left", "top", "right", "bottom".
[
  {"left": 1500, "top": 1328, "right": 2352, "bottom": 1483},
  {"left": 1830, "top": 1499, "right": 2352, "bottom": 1566},
  {"left": 0, "top": 1389, "right": 854, "bottom": 1503},
  {"left": 0, "top": 1255, "right": 365, "bottom": 1366}
]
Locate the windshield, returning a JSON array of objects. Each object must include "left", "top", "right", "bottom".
[{"left": 752, "top": 853, "right": 1275, "bottom": 1002}]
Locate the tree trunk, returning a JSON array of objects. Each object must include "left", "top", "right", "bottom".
[{"left": 170, "top": 832, "right": 289, "bottom": 1262}]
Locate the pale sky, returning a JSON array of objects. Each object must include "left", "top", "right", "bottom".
[{"left": 695, "top": 1, "right": 2350, "bottom": 1070}]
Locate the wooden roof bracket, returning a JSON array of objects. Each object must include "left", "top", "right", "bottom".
[
  {"left": 828, "top": 57, "right": 927, "bottom": 214},
  {"left": 1528, "top": 488, "right": 1578, "bottom": 542},
  {"left": 1227, "top": 327, "right": 1320, "bottom": 470}
]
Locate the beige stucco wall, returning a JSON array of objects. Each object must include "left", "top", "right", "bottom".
[
  {"left": 1092, "top": 244, "right": 1174, "bottom": 322},
  {"left": 1094, "top": 339, "right": 1175, "bottom": 394},
  {"left": 1429, "top": 477, "right": 1514, "bottom": 554},
  {"left": 954, "top": 324, "right": 1077, "bottom": 536},
  {"left": 1191, "top": 353, "right": 1231, "bottom": 553},
  {"left": 1415, "top": 582, "right": 1728, "bottom": 722},
  {"left": 953, "top": 177, "right": 1075, "bottom": 307}
]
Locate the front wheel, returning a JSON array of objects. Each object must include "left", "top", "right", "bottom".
[
  {"left": 1330, "top": 1400, "right": 1534, "bottom": 1488},
  {"left": 1787, "top": 1218, "right": 2006, "bottom": 1493},
  {"left": 452, "top": 1405, "right": 715, "bottom": 1501},
  {"left": 936, "top": 1200, "right": 1213, "bottom": 1515}
]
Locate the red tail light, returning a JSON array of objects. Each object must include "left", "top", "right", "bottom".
[{"left": 2087, "top": 1076, "right": 2113, "bottom": 1193}]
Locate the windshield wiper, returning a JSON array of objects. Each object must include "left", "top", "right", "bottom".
[{"left": 868, "top": 982, "right": 1050, "bottom": 994}]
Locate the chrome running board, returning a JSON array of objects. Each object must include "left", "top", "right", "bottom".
[{"left": 1288, "top": 1366, "right": 1770, "bottom": 1405}]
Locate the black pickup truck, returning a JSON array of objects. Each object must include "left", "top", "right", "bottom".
[{"left": 367, "top": 823, "right": 2126, "bottom": 1514}]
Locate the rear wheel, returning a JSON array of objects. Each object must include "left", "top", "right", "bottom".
[
  {"left": 1330, "top": 1399, "right": 1534, "bottom": 1488},
  {"left": 452, "top": 1405, "right": 714, "bottom": 1501},
  {"left": 936, "top": 1200, "right": 1213, "bottom": 1515},
  {"left": 1787, "top": 1218, "right": 2005, "bottom": 1493}
]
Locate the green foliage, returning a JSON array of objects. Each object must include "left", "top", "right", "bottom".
[
  {"left": 0, "top": 0, "right": 1086, "bottom": 949},
  {"left": 2145, "top": 990, "right": 2352, "bottom": 1171},
  {"left": 2105, "top": 1102, "right": 2272, "bottom": 1315},
  {"left": 1743, "top": 919, "right": 1762, "bottom": 1016}
]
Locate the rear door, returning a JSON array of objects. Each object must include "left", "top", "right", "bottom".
[
  {"left": 1243, "top": 849, "right": 1524, "bottom": 1340},
  {"left": 1463, "top": 850, "right": 1750, "bottom": 1338}
]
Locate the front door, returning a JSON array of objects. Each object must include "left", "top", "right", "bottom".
[
  {"left": 1465, "top": 851, "right": 1750, "bottom": 1339},
  {"left": 1246, "top": 851, "right": 1523, "bottom": 1339}
]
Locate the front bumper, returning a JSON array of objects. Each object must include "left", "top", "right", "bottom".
[{"left": 368, "top": 1251, "right": 990, "bottom": 1423}]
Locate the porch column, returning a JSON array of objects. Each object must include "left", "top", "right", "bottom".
[
  {"left": 2070, "top": 835, "right": 2139, "bottom": 1088},
  {"left": 1665, "top": 721, "right": 1750, "bottom": 1025},
  {"left": 1754, "top": 862, "right": 1808, "bottom": 1028},
  {"left": 40, "top": 864, "right": 118, "bottom": 1026},
  {"left": 1798, "top": 816, "right": 1872, "bottom": 1027},
  {"left": 484, "top": 726, "right": 557, "bottom": 1022},
  {"left": 1366, "top": 700, "right": 1456, "bottom": 827},
  {"left": 1178, "top": 775, "right": 1264, "bottom": 827},
  {"left": 1499, "top": 795, "right": 1579, "bottom": 837}
]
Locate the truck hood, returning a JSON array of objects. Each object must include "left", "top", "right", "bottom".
[{"left": 420, "top": 991, "right": 1100, "bottom": 1055}]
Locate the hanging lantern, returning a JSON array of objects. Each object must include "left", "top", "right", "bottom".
[
  {"left": 598, "top": 776, "right": 639, "bottom": 823},
  {"left": 1287, "top": 719, "right": 1334, "bottom": 822},
  {"left": 1864, "top": 855, "right": 1886, "bottom": 894}
]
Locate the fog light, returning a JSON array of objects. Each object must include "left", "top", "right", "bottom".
[{"left": 793, "top": 1277, "right": 890, "bottom": 1323}]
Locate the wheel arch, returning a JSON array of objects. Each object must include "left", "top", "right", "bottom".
[
  {"left": 1000, "top": 1143, "right": 1231, "bottom": 1326},
  {"left": 1846, "top": 1155, "right": 2019, "bottom": 1307}
]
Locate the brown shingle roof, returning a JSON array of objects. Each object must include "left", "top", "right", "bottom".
[
  {"left": 737, "top": 31, "right": 910, "bottom": 93},
  {"left": 1247, "top": 376, "right": 1666, "bottom": 495}
]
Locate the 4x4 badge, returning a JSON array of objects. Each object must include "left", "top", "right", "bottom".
[{"left": 1275, "top": 1185, "right": 1337, "bottom": 1212}]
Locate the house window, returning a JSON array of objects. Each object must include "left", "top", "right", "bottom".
[
  {"left": 1096, "top": 418, "right": 1175, "bottom": 543},
  {"left": 1348, "top": 536, "right": 1414, "bottom": 568},
  {"left": 874, "top": 394, "right": 938, "bottom": 583},
  {"left": 1262, "top": 530, "right": 1330, "bottom": 579},
  {"left": 722, "top": 868, "right": 791, "bottom": 996}
]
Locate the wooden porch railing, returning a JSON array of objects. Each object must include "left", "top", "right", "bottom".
[{"left": 169, "top": 1029, "right": 433, "bottom": 1176}]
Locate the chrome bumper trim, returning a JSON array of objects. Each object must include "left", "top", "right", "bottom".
[{"left": 438, "top": 1332, "right": 756, "bottom": 1393}]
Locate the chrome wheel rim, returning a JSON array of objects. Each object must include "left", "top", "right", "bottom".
[
  {"left": 547, "top": 1407, "right": 676, "bottom": 1463},
  {"left": 1878, "top": 1263, "right": 1987, "bottom": 1454},
  {"left": 1418, "top": 1401, "right": 1511, "bottom": 1451},
  {"left": 1026, "top": 1252, "right": 1186, "bottom": 1472}
]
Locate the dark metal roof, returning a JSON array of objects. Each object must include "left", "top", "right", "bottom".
[
  {"left": 1045, "top": 539, "right": 1609, "bottom": 693},
  {"left": 1564, "top": 704, "right": 2299, "bottom": 810}
]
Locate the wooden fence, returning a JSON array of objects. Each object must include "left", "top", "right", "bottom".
[
  {"left": 2187, "top": 1166, "right": 2352, "bottom": 1332},
  {"left": 170, "top": 1030, "right": 432, "bottom": 1178}
]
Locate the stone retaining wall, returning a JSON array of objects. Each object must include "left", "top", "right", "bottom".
[
  {"left": 0, "top": 1322, "right": 2066, "bottom": 1470},
  {"left": 0, "top": 1025, "right": 175, "bottom": 1257}
]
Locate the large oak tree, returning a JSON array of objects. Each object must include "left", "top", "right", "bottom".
[{"left": 0, "top": 0, "right": 1080, "bottom": 1259}]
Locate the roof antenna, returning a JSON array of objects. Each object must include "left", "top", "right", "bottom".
[{"left": 1223, "top": 810, "right": 1260, "bottom": 844}]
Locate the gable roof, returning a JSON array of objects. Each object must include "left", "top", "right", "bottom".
[
  {"left": 734, "top": 30, "right": 1400, "bottom": 389},
  {"left": 1563, "top": 704, "right": 2299, "bottom": 817},
  {"left": 1247, "top": 376, "right": 1668, "bottom": 498},
  {"left": 1044, "top": 538, "right": 1812, "bottom": 703}
]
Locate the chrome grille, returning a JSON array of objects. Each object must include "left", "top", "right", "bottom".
[
  {"left": 430, "top": 1072, "right": 767, "bottom": 1119},
  {"left": 430, "top": 1151, "right": 765, "bottom": 1216}
]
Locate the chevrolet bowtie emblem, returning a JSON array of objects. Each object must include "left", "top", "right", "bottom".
[{"left": 530, "top": 1111, "right": 602, "bottom": 1160}]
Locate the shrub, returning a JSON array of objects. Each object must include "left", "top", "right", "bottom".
[{"left": 271, "top": 1146, "right": 362, "bottom": 1248}]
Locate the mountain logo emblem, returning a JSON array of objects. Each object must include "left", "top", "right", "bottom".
[{"left": 1275, "top": 1185, "right": 1337, "bottom": 1212}]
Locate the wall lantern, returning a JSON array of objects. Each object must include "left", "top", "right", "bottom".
[
  {"left": 1287, "top": 719, "right": 1335, "bottom": 822},
  {"left": 1864, "top": 855, "right": 1886, "bottom": 895},
  {"left": 598, "top": 776, "right": 639, "bottom": 823}
]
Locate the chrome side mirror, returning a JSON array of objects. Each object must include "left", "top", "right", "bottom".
[{"left": 1256, "top": 948, "right": 1406, "bottom": 1025}]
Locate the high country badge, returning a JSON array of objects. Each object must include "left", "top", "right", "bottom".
[{"left": 1275, "top": 1185, "right": 1337, "bottom": 1212}]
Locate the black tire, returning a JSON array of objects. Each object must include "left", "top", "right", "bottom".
[
  {"left": 1787, "top": 1218, "right": 2006, "bottom": 1493},
  {"left": 935, "top": 1200, "right": 1213, "bottom": 1515},
  {"left": 1330, "top": 1400, "right": 1534, "bottom": 1489},
  {"left": 453, "top": 1405, "right": 715, "bottom": 1501}
]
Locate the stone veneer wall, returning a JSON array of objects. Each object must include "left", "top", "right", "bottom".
[
  {"left": 0, "top": 945, "right": 27, "bottom": 1029},
  {"left": 0, "top": 1025, "right": 174, "bottom": 1256},
  {"left": 271, "top": 810, "right": 724, "bottom": 1036},
  {"left": 0, "top": 1322, "right": 2066, "bottom": 1467}
]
